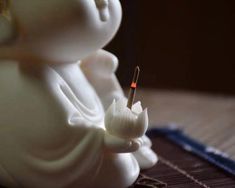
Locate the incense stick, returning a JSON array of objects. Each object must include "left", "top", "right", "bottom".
[{"left": 127, "top": 66, "right": 140, "bottom": 109}]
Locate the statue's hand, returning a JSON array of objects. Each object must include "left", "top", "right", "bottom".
[
  {"left": 105, "top": 98, "right": 148, "bottom": 139},
  {"left": 103, "top": 132, "right": 142, "bottom": 153}
]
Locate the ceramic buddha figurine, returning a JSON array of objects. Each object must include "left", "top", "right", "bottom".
[{"left": 0, "top": 0, "right": 157, "bottom": 187}]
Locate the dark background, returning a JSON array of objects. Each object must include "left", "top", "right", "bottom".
[{"left": 105, "top": 0, "right": 235, "bottom": 95}]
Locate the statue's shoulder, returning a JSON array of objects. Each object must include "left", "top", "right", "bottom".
[
  {"left": 0, "top": 60, "right": 59, "bottom": 101},
  {"left": 0, "top": 60, "right": 26, "bottom": 87},
  {"left": 80, "top": 49, "right": 119, "bottom": 76},
  {"left": 0, "top": 60, "right": 68, "bottom": 130}
]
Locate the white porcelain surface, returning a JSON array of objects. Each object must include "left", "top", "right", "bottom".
[{"left": 0, "top": 1, "right": 157, "bottom": 187}]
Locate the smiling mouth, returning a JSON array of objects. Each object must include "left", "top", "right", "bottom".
[{"left": 95, "top": 0, "right": 110, "bottom": 22}]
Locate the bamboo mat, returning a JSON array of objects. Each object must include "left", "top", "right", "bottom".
[
  {"left": 141, "top": 137, "right": 235, "bottom": 188},
  {"left": 134, "top": 89, "right": 235, "bottom": 160}
]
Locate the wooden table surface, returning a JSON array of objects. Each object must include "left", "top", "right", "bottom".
[
  {"left": 131, "top": 89, "right": 235, "bottom": 187},
  {"left": 134, "top": 89, "right": 235, "bottom": 160}
]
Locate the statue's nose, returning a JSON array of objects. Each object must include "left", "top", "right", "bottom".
[{"left": 95, "top": 0, "right": 110, "bottom": 22}]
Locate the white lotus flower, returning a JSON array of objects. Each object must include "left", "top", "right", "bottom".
[{"left": 105, "top": 98, "right": 148, "bottom": 139}]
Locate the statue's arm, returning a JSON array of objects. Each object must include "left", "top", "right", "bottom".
[{"left": 46, "top": 66, "right": 140, "bottom": 153}]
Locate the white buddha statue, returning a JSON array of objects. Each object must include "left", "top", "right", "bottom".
[{"left": 0, "top": 0, "right": 157, "bottom": 188}]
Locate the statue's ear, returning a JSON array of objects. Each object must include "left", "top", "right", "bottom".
[{"left": 0, "top": 0, "right": 17, "bottom": 44}]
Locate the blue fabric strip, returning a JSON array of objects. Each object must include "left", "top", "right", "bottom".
[{"left": 147, "top": 127, "right": 235, "bottom": 177}]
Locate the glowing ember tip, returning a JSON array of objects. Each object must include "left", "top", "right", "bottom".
[{"left": 127, "top": 66, "right": 140, "bottom": 109}]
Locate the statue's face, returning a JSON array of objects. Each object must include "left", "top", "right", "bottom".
[{"left": 10, "top": 0, "right": 122, "bottom": 63}]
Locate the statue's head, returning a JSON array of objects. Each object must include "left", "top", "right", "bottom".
[{"left": 0, "top": 0, "right": 122, "bottom": 63}]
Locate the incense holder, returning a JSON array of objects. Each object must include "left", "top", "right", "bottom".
[
  {"left": 105, "top": 99, "right": 148, "bottom": 139},
  {"left": 0, "top": 1, "right": 157, "bottom": 188}
]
